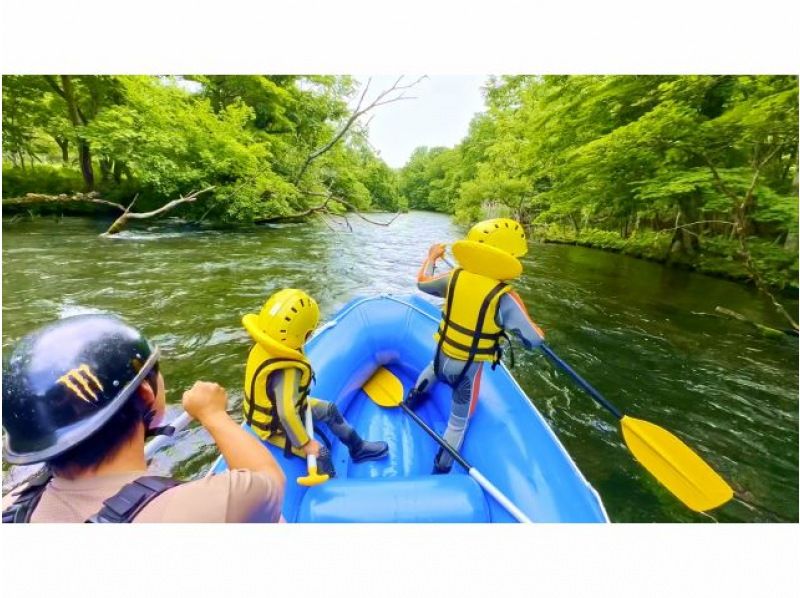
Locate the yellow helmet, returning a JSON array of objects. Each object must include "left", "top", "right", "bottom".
[
  {"left": 467, "top": 218, "right": 528, "bottom": 257},
  {"left": 246, "top": 289, "right": 320, "bottom": 350},
  {"left": 453, "top": 218, "right": 528, "bottom": 280}
]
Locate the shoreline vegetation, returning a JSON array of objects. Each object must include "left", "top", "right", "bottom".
[
  {"left": 535, "top": 225, "right": 798, "bottom": 294},
  {"left": 2, "top": 74, "right": 798, "bottom": 329},
  {"left": 393, "top": 75, "right": 798, "bottom": 330}
]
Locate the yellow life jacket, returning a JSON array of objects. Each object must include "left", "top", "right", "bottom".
[
  {"left": 242, "top": 342, "right": 314, "bottom": 443},
  {"left": 434, "top": 268, "right": 511, "bottom": 364}
]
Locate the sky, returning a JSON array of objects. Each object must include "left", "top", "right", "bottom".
[{"left": 353, "top": 75, "right": 489, "bottom": 168}]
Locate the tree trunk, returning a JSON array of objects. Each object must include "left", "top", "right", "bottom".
[
  {"left": 60, "top": 75, "right": 94, "bottom": 190},
  {"left": 113, "top": 161, "right": 124, "bottom": 184},
  {"left": 99, "top": 158, "right": 112, "bottom": 182},
  {"left": 632, "top": 212, "right": 641, "bottom": 236},
  {"left": 55, "top": 138, "right": 69, "bottom": 163},
  {"left": 569, "top": 212, "right": 581, "bottom": 235}
]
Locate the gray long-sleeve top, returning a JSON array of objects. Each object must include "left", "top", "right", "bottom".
[{"left": 416, "top": 255, "right": 544, "bottom": 350}]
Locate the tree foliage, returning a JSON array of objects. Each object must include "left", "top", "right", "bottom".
[
  {"left": 2, "top": 75, "right": 401, "bottom": 222},
  {"left": 398, "top": 75, "right": 798, "bottom": 290}
]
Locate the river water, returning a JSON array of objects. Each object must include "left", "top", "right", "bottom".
[{"left": 2, "top": 212, "right": 797, "bottom": 522}]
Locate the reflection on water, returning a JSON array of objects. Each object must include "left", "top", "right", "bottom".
[{"left": 2, "top": 213, "right": 797, "bottom": 522}]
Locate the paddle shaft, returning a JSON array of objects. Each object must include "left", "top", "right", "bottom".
[
  {"left": 435, "top": 251, "right": 732, "bottom": 511},
  {"left": 145, "top": 411, "right": 193, "bottom": 459},
  {"left": 539, "top": 344, "right": 623, "bottom": 420},
  {"left": 8, "top": 411, "right": 194, "bottom": 491},
  {"left": 399, "top": 403, "right": 532, "bottom": 523},
  {"left": 303, "top": 407, "right": 321, "bottom": 474}
]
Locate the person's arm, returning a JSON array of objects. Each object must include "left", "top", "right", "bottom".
[
  {"left": 271, "top": 369, "right": 312, "bottom": 450},
  {"left": 182, "top": 381, "right": 286, "bottom": 489},
  {"left": 497, "top": 292, "right": 545, "bottom": 349},
  {"left": 417, "top": 243, "right": 451, "bottom": 298}
]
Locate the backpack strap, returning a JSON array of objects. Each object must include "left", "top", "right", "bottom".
[
  {"left": 1, "top": 467, "right": 53, "bottom": 524},
  {"left": 86, "top": 476, "right": 183, "bottom": 523}
]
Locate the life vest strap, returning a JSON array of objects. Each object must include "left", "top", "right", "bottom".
[
  {"left": 1, "top": 467, "right": 53, "bottom": 524},
  {"left": 2, "top": 470, "right": 182, "bottom": 524},
  {"left": 87, "top": 476, "right": 183, "bottom": 523},
  {"left": 244, "top": 357, "right": 314, "bottom": 440},
  {"left": 434, "top": 269, "right": 509, "bottom": 389},
  {"left": 438, "top": 335, "right": 500, "bottom": 356},
  {"left": 437, "top": 318, "right": 503, "bottom": 340}
]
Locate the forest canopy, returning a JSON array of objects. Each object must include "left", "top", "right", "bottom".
[
  {"left": 2, "top": 75, "right": 406, "bottom": 220},
  {"left": 397, "top": 75, "right": 798, "bottom": 290},
  {"left": 2, "top": 74, "right": 798, "bottom": 290}
]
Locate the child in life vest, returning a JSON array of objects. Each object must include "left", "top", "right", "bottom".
[
  {"left": 242, "top": 289, "right": 388, "bottom": 476},
  {"left": 407, "top": 219, "right": 545, "bottom": 473}
]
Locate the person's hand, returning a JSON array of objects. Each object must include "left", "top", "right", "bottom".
[
  {"left": 302, "top": 439, "right": 322, "bottom": 458},
  {"left": 428, "top": 243, "right": 446, "bottom": 261},
  {"left": 182, "top": 381, "right": 229, "bottom": 424}
]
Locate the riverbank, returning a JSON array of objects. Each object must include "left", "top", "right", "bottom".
[{"left": 536, "top": 226, "right": 798, "bottom": 293}]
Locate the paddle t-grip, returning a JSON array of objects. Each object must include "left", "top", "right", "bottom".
[{"left": 297, "top": 406, "right": 330, "bottom": 487}]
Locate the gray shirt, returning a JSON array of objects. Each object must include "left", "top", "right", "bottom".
[{"left": 417, "top": 259, "right": 544, "bottom": 349}]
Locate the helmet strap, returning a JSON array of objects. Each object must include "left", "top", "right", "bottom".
[
  {"left": 144, "top": 424, "right": 175, "bottom": 439},
  {"left": 140, "top": 362, "right": 168, "bottom": 438}
]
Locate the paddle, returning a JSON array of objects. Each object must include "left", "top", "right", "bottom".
[
  {"left": 438, "top": 253, "right": 733, "bottom": 511},
  {"left": 539, "top": 344, "right": 733, "bottom": 512},
  {"left": 297, "top": 405, "right": 330, "bottom": 487},
  {"left": 6, "top": 411, "right": 194, "bottom": 491},
  {"left": 144, "top": 411, "right": 193, "bottom": 459},
  {"left": 363, "top": 367, "right": 532, "bottom": 523}
]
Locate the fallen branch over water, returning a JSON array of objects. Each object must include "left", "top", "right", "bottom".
[
  {"left": 3, "top": 187, "right": 215, "bottom": 236},
  {"left": 255, "top": 188, "right": 401, "bottom": 229},
  {"left": 715, "top": 306, "right": 797, "bottom": 338},
  {"left": 4, "top": 192, "right": 126, "bottom": 211},
  {"left": 104, "top": 187, "right": 215, "bottom": 235}
]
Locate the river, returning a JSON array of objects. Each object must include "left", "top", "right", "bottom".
[{"left": 2, "top": 212, "right": 797, "bottom": 522}]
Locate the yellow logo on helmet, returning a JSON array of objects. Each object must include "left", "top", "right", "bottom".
[{"left": 57, "top": 364, "right": 104, "bottom": 404}]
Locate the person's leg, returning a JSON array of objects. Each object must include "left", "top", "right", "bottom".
[
  {"left": 405, "top": 360, "right": 438, "bottom": 409},
  {"left": 309, "top": 398, "right": 388, "bottom": 463},
  {"left": 433, "top": 359, "right": 484, "bottom": 473}
]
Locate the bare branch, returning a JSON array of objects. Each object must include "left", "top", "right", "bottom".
[
  {"left": 666, "top": 219, "right": 736, "bottom": 230},
  {"left": 330, "top": 196, "right": 401, "bottom": 227},
  {"left": 4, "top": 192, "right": 126, "bottom": 212},
  {"left": 700, "top": 152, "right": 740, "bottom": 203},
  {"left": 325, "top": 210, "right": 354, "bottom": 232},
  {"left": 104, "top": 187, "right": 215, "bottom": 235},
  {"left": 256, "top": 188, "right": 402, "bottom": 228},
  {"left": 316, "top": 212, "right": 340, "bottom": 233},
  {"left": 124, "top": 193, "right": 139, "bottom": 214},
  {"left": 5, "top": 188, "right": 216, "bottom": 236},
  {"left": 293, "top": 75, "right": 427, "bottom": 184},
  {"left": 355, "top": 78, "right": 372, "bottom": 112},
  {"left": 254, "top": 194, "right": 333, "bottom": 224}
]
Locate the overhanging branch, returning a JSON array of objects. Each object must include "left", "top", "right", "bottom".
[{"left": 293, "top": 75, "right": 426, "bottom": 184}]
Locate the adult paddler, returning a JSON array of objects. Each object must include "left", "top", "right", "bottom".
[
  {"left": 406, "top": 218, "right": 546, "bottom": 474},
  {"left": 242, "top": 289, "right": 388, "bottom": 477},
  {"left": 2, "top": 314, "right": 286, "bottom": 523}
]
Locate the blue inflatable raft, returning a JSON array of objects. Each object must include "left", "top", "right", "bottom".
[{"left": 212, "top": 294, "right": 609, "bottom": 523}]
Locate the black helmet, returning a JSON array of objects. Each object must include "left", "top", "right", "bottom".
[{"left": 2, "top": 314, "right": 160, "bottom": 465}]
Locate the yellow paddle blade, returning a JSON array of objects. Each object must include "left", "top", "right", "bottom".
[
  {"left": 363, "top": 367, "right": 404, "bottom": 408},
  {"left": 620, "top": 416, "right": 733, "bottom": 512}
]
